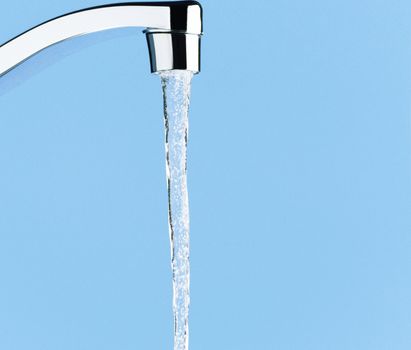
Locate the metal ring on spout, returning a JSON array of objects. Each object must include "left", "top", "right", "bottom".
[{"left": 145, "top": 31, "right": 201, "bottom": 74}]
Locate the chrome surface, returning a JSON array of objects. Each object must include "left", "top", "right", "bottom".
[
  {"left": 146, "top": 32, "right": 200, "bottom": 73},
  {"left": 0, "top": 1, "right": 203, "bottom": 75}
]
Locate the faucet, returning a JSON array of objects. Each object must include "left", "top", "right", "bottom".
[{"left": 0, "top": 1, "right": 203, "bottom": 76}]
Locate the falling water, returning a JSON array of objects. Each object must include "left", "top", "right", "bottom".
[{"left": 160, "top": 70, "right": 193, "bottom": 350}]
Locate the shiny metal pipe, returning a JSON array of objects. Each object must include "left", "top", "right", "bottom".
[{"left": 0, "top": 1, "right": 203, "bottom": 75}]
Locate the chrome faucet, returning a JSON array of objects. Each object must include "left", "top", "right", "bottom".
[{"left": 0, "top": 1, "right": 203, "bottom": 76}]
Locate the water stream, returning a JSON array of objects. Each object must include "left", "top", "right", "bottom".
[{"left": 160, "top": 71, "right": 194, "bottom": 350}]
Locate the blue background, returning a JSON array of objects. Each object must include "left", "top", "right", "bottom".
[{"left": 1, "top": 0, "right": 411, "bottom": 349}]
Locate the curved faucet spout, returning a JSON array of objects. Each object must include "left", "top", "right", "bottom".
[{"left": 0, "top": 1, "right": 203, "bottom": 76}]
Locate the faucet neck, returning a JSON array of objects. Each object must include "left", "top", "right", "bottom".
[{"left": 0, "top": 1, "right": 203, "bottom": 76}]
